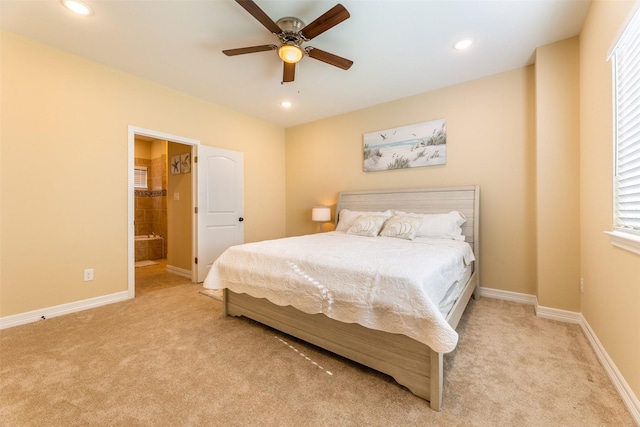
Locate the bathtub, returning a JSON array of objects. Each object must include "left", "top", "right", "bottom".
[
  {"left": 135, "top": 235, "right": 163, "bottom": 241},
  {"left": 135, "top": 235, "right": 164, "bottom": 261}
]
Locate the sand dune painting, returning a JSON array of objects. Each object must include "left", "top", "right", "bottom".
[{"left": 363, "top": 119, "right": 447, "bottom": 172}]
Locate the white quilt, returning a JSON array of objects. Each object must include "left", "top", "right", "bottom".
[{"left": 203, "top": 231, "right": 475, "bottom": 353}]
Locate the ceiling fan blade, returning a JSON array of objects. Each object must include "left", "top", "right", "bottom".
[
  {"left": 300, "top": 4, "right": 350, "bottom": 40},
  {"left": 223, "top": 45, "right": 276, "bottom": 56},
  {"left": 307, "top": 48, "right": 353, "bottom": 70},
  {"left": 283, "top": 62, "right": 295, "bottom": 83},
  {"left": 235, "top": 0, "right": 282, "bottom": 34}
]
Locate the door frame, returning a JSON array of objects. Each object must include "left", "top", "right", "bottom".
[{"left": 127, "top": 126, "right": 199, "bottom": 298}]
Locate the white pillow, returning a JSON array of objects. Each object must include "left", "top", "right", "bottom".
[
  {"left": 346, "top": 215, "right": 389, "bottom": 237},
  {"left": 395, "top": 210, "right": 467, "bottom": 240},
  {"left": 336, "top": 209, "right": 392, "bottom": 232},
  {"left": 380, "top": 215, "right": 423, "bottom": 240}
]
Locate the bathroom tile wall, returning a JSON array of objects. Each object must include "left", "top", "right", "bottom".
[
  {"left": 135, "top": 238, "right": 165, "bottom": 262},
  {"left": 134, "top": 154, "right": 168, "bottom": 259}
]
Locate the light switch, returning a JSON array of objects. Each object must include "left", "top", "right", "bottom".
[{"left": 174, "top": 192, "right": 180, "bottom": 201}]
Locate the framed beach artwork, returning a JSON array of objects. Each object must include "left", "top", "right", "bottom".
[
  {"left": 363, "top": 119, "right": 447, "bottom": 172},
  {"left": 180, "top": 153, "right": 191, "bottom": 174},
  {"left": 171, "top": 155, "right": 181, "bottom": 175}
]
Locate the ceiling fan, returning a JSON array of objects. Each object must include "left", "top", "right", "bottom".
[{"left": 223, "top": 0, "right": 353, "bottom": 83}]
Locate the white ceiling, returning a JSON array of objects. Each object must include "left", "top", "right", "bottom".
[{"left": 1, "top": 0, "right": 591, "bottom": 128}]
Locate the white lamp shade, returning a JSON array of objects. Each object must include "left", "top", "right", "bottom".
[{"left": 312, "top": 206, "right": 331, "bottom": 222}]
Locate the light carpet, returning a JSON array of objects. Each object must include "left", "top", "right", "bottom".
[
  {"left": 199, "top": 289, "right": 223, "bottom": 301},
  {"left": 0, "top": 284, "right": 634, "bottom": 426}
]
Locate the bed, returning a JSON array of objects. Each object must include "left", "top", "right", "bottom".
[{"left": 203, "top": 186, "right": 479, "bottom": 410}]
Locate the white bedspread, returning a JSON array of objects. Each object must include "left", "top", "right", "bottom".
[{"left": 203, "top": 232, "right": 475, "bottom": 353}]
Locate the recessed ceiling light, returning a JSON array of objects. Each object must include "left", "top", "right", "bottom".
[
  {"left": 281, "top": 101, "right": 292, "bottom": 108},
  {"left": 61, "top": 0, "right": 93, "bottom": 16},
  {"left": 454, "top": 38, "right": 473, "bottom": 50}
]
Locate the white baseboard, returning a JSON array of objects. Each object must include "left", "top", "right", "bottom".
[
  {"left": 166, "top": 264, "right": 192, "bottom": 280},
  {"left": 0, "top": 291, "right": 129, "bottom": 330},
  {"left": 579, "top": 314, "right": 640, "bottom": 424},
  {"left": 478, "top": 286, "right": 537, "bottom": 305},
  {"left": 534, "top": 305, "right": 583, "bottom": 324},
  {"left": 480, "top": 286, "right": 639, "bottom": 425}
]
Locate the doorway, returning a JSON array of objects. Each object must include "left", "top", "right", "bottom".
[
  {"left": 133, "top": 137, "right": 195, "bottom": 295},
  {"left": 128, "top": 126, "right": 199, "bottom": 298}
]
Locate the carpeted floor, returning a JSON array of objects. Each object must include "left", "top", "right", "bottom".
[{"left": 0, "top": 284, "right": 635, "bottom": 426}]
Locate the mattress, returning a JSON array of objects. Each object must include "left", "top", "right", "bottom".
[
  {"left": 204, "top": 231, "right": 475, "bottom": 353},
  {"left": 439, "top": 264, "right": 472, "bottom": 317}
]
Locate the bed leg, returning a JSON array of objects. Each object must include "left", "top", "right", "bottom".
[
  {"left": 223, "top": 289, "right": 229, "bottom": 317},
  {"left": 430, "top": 350, "right": 443, "bottom": 411},
  {"left": 473, "top": 284, "right": 480, "bottom": 300}
]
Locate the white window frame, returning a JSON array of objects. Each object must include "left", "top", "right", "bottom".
[
  {"left": 134, "top": 166, "right": 148, "bottom": 189},
  {"left": 607, "top": 4, "right": 640, "bottom": 255}
]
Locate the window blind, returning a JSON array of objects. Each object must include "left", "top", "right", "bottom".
[
  {"left": 134, "top": 166, "right": 148, "bottom": 189},
  {"left": 612, "top": 7, "right": 640, "bottom": 235}
]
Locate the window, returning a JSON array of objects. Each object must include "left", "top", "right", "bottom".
[
  {"left": 134, "top": 166, "right": 148, "bottom": 189},
  {"left": 608, "top": 6, "right": 640, "bottom": 254}
]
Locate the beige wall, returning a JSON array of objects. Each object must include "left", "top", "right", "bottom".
[
  {"left": 286, "top": 67, "right": 538, "bottom": 295},
  {"left": 535, "top": 37, "right": 581, "bottom": 311},
  {"left": 0, "top": 31, "right": 286, "bottom": 317},
  {"left": 580, "top": 0, "right": 640, "bottom": 398},
  {"left": 167, "top": 142, "right": 193, "bottom": 270},
  {"left": 134, "top": 139, "right": 152, "bottom": 159}
]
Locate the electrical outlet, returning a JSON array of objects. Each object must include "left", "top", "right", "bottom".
[
  {"left": 580, "top": 278, "right": 584, "bottom": 293},
  {"left": 84, "top": 268, "right": 94, "bottom": 282}
]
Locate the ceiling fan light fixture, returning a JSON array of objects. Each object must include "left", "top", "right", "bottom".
[
  {"left": 224, "top": 1, "right": 352, "bottom": 83},
  {"left": 278, "top": 44, "right": 304, "bottom": 64}
]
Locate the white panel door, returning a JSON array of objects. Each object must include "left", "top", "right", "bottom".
[{"left": 196, "top": 145, "right": 244, "bottom": 282}]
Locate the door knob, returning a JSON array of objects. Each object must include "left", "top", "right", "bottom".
[{"left": 238, "top": 217, "right": 244, "bottom": 222}]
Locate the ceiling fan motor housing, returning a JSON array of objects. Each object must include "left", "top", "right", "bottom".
[
  {"left": 277, "top": 17, "right": 308, "bottom": 49},
  {"left": 276, "top": 17, "right": 305, "bottom": 35}
]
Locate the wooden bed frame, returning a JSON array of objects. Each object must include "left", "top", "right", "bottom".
[{"left": 223, "top": 186, "right": 480, "bottom": 410}]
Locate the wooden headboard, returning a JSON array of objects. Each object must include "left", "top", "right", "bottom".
[{"left": 336, "top": 186, "right": 480, "bottom": 259}]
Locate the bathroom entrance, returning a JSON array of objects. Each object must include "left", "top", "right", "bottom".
[{"left": 133, "top": 135, "right": 193, "bottom": 295}]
